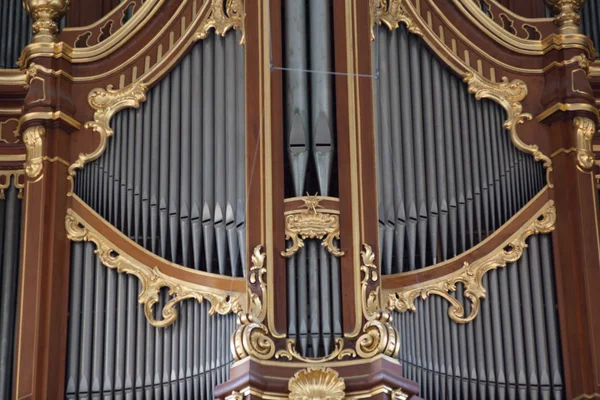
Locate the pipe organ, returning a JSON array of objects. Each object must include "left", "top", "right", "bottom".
[{"left": 1, "top": 0, "right": 600, "bottom": 399}]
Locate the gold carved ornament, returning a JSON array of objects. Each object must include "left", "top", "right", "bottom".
[
  {"left": 370, "top": 0, "right": 422, "bottom": 41},
  {"left": 545, "top": 0, "right": 585, "bottom": 34},
  {"left": 574, "top": 116, "right": 597, "bottom": 170},
  {"left": 465, "top": 72, "right": 554, "bottom": 187},
  {"left": 288, "top": 367, "right": 346, "bottom": 400},
  {"left": 65, "top": 209, "right": 240, "bottom": 327},
  {"left": 356, "top": 244, "right": 400, "bottom": 359},
  {"left": 23, "top": 125, "right": 45, "bottom": 179},
  {"left": 386, "top": 201, "right": 556, "bottom": 323},
  {"left": 281, "top": 195, "right": 344, "bottom": 258},
  {"left": 231, "top": 245, "right": 277, "bottom": 361},
  {"left": 0, "top": 170, "right": 25, "bottom": 200},
  {"left": 67, "top": 82, "right": 147, "bottom": 194},
  {"left": 197, "top": 0, "right": 245, "bottom": 44},
  {"left": 22, "top": 0, "right": 71, "bottom": 43}
]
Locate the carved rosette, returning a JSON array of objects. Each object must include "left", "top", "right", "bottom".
[
  {"left": 288, "top": 367, "right": 346, "bottom": 400},
  {"left": 22, "top": 0, "right": 71, "bottom": 43},
  {"left": 69, "top": 82, "right": 147, "bottom": 193},
  {"left": 465, "top": 73, "right": 554, "bottom": 187},
  {"left": 23, "top": 125, "right": 46, "bottom": 179},
  {"left": 387, "top": 201, "right": 556, "bottom": 323},
  {"left": 65, "top": 209, "right": 240, "bottom": 327},
  {"left": 574, "top": 116, "right": 597, "bottom": 170},
  {"left": 282, "top": 195, "right": 344, "bottom": 258},
  {"left": 370, "top": 0, "right": 422, "bottom": 40},
  {"left": 356, "top": 244, "right": 401, "bottom": 359},
  {"left": 545, "top": 0, "right": 585, "bottom": 33},
  {"left": 197, "top": 0, "right": 245, "bottom": 44}
]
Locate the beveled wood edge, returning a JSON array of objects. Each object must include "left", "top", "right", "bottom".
[
  {"left": 69, "top": 194, "right": 246, "bottom": 293},
  {"left": 382, "top": 186, "right": 551, "bottom": 289}
]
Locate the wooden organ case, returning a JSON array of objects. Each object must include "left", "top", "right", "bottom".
[{"left": 0, "top": 0, "right": 599, "bottom": 399}]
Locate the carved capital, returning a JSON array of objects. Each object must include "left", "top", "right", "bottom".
[
  {"left": 574, "top": 116, "right": 597, "bottom": 170},
  {"left": 22, "top": 0, "right": 71, "bottom": 43},
  {"left": 545, "top": 0, "right": 585, "bottom": 33},
  {"left": 23, "top": 125, "right": 45, "bottom": 178}
]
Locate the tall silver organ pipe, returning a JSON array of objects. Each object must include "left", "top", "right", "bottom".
[
  {"left": 0, "top": 179, "right": 23, "bottom": 399},
  {"left": 581, "top": 0, "right": 600, "bottom": 58},
  {"left": 374, "top": 26, "right": 545, "bottom": 274},
  {"left": 0, "top": 0, "right": 32, "bottom": 68},
  {"left": 283, "top": 0, "right": 341, "bottom": 358},
  {"left": 65, "top": 243, "right": 236, "bottom": 399},
  {"left": 374, "top": 26, "right": 563, "bottom": 400},
  {"left": 74, "top": 32, "right": 246, "bottom": 277}
]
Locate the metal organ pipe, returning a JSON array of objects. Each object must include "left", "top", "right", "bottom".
[
  {"left": 375, "top": 25, "right": 562, "bottom": 399},
  {"left": 0, "top": 0, "right": 31, "bottom": 68},
  {"left": 69, "top": 33, "right": 244, "bottom": 398}
]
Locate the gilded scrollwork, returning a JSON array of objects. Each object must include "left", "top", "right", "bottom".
[
  {"left": 68, "top": 82, "right": 147, "bottom": 194},
  {"left": 0, "top": 170, "right": 25, "bottom": 199},
  {"left": 545, "top": 0, "right": 585, "bottom": 33},
  {"left": 288, "top": 367, "right": 346, "bottom": 400},
  {"left": 275, "top": 338, "right": 357, "bottom": 363},
  {"left": 65, "top": 208, "right": 240, "bottom": 328},
  {"left": 464, "top": 72, "right": 554, "bottom": 187},
  {"left": 574, "top": 116, "right": 596, "bottom": 170},
  {"left": 370, "top": 0, "right": 422, "bottom": 40},
  {"left": 23, "top": 125, "right": 46, "bottom": 178},
  {"left": 356, "top": 244, "right": 401, "bottom": 359},
  {"left": 386, "top": 201, "right": 556, "bottom": 323},
  {"left": 197, "top": 0, "right": 245, "bottom": 44},
  {"left": 281, "top": 195, "right": 344, "bottom": 258}
]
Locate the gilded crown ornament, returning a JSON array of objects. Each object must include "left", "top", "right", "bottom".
[
  {"left": 545, "top": 0, "right": 585, "bottom": 33},
  {"left": 22, "top": 0, "right": 71, "bottom": 43}
]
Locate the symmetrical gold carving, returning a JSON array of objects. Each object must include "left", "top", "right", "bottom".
[
  {"left": 275, "top": 338, "right": 356, "bottom": 363},
  {"left": 281, "top": 195, "right": 344, "bottom": 258},
  {"left": 0, "top": 170, "right": 25, "bottom": 200},
  {"left": 23, "top": 125, "right": 46, "bottom": 178},
  {"left": 545, "top": 0, "right": 585, "bottom": 33},
  {"left": 370, "top": 0, "right": 422, "bottom": 40},
  {"left": 357, "top": 244, "right": 400, "bottom": 358},
  {"left": 465, "top": 72, "right": 554, "bottom": 187},
  {"left": 574, "top": 116, "right": 596, "bottom": 170},
  {"left": 68, "top": 82, "right": 147, "bottom": 193},
  {"left": 386, "top": 201, "right": 556, "bottom": 323},
  {"left": 23, "top": 0, "right": 71, "bottom": 43},
  {"left": 288, "top": 367, "right": 345, "bottom": 400},
  {"left": 197, "top": 0, "right": 245, "bottom": 44},
  {"left": 65, "top": 208, "right": 240, "bottom": 328},
  {"left": 231, "top": 246, "right": 276, "bottom": 361}
]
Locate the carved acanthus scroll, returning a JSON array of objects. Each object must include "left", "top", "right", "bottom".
[{"left": 574, "top": 116, "right": 596, "bottom": 170}]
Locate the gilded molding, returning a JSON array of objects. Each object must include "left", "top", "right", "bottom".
[
  {"left": 231, "top": 246, "right": 276, "bottom": 361},
  {"left": 288, "top": 367, "right": 345, "bottom": 400},
  {"left": 281, "top": 195, "right": 344, "bottom": 258},
  {"left": 197, "top": 0, "right": 245, "bottom": 44},
  {"left": 370, "top": 0, "right": 422, "bottom": 40},
  {"left": 465, "top": 72, "right": 554, "bottom": 187},
  {"left": 65, "top": 208, "right": 240, "bottom": 328},
  {"left": 275, "top": 338, "right": 357, "bottom": 363},
  {"left": 0, "top": 170, "right": 25, "bottom": 200},
  {"left": 68, "top": 82, "right": 147, "bottom": 193},
  {"left": 574, "top": 116, "right": 597, "bottom": 170},
  {"left": 386, "top": 201, "right": 556, "bottom": 323},
  {"left": 23, "top": 0, "right": 71, "bottom": 43},
  {"left": 356, "top": 244, "right": 401, "bottom": 359},
  {"left": 23, "top": 125, "right": 46, "bottom": 178}
]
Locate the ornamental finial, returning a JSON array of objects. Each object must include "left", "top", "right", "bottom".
[{"left": 22, "top": 0, "right": 70, "bottom": 43}]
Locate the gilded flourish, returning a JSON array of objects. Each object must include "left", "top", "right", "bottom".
[
  {"left": 68, "top": 82, "right": 147, "bottom": 194},
  {"left": 370, "top": 0, "right": 422, "bottom": 40},
  {"left": 0, "top": 170, "right": 25, "bottom": 199},
  {"left": 275, "top": 338, "right": 357, "bottom": 363},
  {"left": 197, "top": 0, "right": 245, "bottom": 44},
  {"left": 282, "top": 195, "right": 344, "bottom": 258},
  {"left": 23, "top": 125, "right": 46, "bottom": 178},
  {"left": 465, "top": 72, "right": 554, "bottom": 187},
  {"left": 386, "top": 201, "right": 556, "bottom": 323},
  {"left": 288, "top": 367, "right": 346, "bottom": 400},
  {"left": 65, "top": 209, "right": 240, "bottom": 328},
  {"left": 574, "top": 116, "right": 596, "bottom": 170},
  {"left": 356, "top": 244, "right": 401, "bottom": 359}
]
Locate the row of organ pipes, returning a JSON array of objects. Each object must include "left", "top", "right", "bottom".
[{"left": 283, "top": 0, "right": 343, "bottom": 358}]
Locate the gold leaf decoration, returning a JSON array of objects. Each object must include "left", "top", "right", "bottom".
[
  {"left": 464, "top": 72, "right": 554, "bottom": 187},
  {"left": 370, "top": 0, "right": 422, "bottom": 40},
  {"left": 288, "top": 367, "right": 345, "bottom": 400},
  {"left": 23, "top": 126, "right": 46, "bottom": 178},
  {"left": 65, "top": 209, "right": 240, "bottom": 328},
  {"left": 574, "top": 116, "right": 596, "bottom": 170},
  {"left": 275, "top": 338, "right": 357, "bottom": 363},
  {"left": 281, "top": 195, "right": 344, "bottom": 258},
  {"left": 386, "top": 201, "right": 556, "bottom": 323},
  {"left": 197, "top": 0, "right": 245, "bottom": 44}
]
